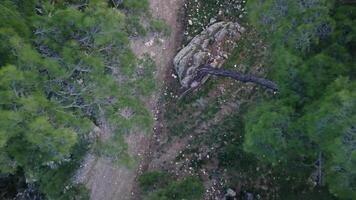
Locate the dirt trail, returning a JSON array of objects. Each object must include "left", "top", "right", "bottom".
[
  {"left": 130, "top": 0, "right": 184, "bottom": 82},
  {"left": 75, "top": 1, "right": 184, "bottom": 200},
  {"left": 128, "top": 0, "right": 185, "bottom": 162},
  {"left": 129, "top": 0, "right": 185, "bottom": 198}
]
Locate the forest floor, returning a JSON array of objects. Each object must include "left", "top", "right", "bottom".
[
  {"left": 74, "top": 0, "right": 185, "bottom": 200},
  {"left": 132, "top": 7, "right": 274, "bottom": 200}
]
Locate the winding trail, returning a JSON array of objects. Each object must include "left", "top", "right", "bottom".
[
  {"left": 75, "top": 1, "right": 184, "bottom": 200},
  {"left": 129, "top": 0, "right": 185, "bottom": 198}
]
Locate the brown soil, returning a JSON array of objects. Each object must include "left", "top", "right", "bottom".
[{"left": 130, "top": 0, "right": 186, "bottom": 198}]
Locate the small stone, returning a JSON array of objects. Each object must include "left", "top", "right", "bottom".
[
  {"left": 226, "top": 188, "right": 236, "bottom": 197},
  {"left": 120, "top": 107, "right": 134, "bottom": 119},
  {"left": 209, "top": 18, "right": 217, "bottom": 24},
  {"left": 144, "top": 39, "right": 154, "bottom": 47}
]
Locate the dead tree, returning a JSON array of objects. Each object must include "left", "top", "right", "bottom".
[{"left": 192, "top": 64, "right": 279, "bottom": 92}]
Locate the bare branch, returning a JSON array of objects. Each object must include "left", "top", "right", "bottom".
[{"left": 193, "top": 64, "right": 279, "bottom": 92}]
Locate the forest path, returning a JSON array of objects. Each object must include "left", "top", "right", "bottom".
[
  {"left": 130, "top": 0, "right": 184, "bottom": 81},
  {"left": 75, "top": 1, "right": 184, "bottom": 200},
  {"left": 129, "top": 0, "right": 185, "bottom": 198}
]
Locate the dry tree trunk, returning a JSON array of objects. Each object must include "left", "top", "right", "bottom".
[{"left": 194, "top": 64, "right": 279, "bottom": 92}]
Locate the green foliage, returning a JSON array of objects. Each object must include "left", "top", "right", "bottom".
[
  {"left": 135, "top": 56, "right": 157, "bottom": 96},
  {"left": 244, "top": 101, "right": 295, "bottom": 164},
  {"left": 0, "top": 1, "right": 31, "bottom": 66},
  {"left": 149, "top": 19, "right": 171, "bottom": 36},
  {"left": 121, "top": 0, "right": 149, "bottom": 13},
  {"left": 279, "top": 187, "right": 336, "bottom": 200},
  {"left": 139, "top": 171, "right": 172, "bottom": 192},
  {"left": 0, "top": 64, "right": 87, "bottom": 177},
  {"left": 0, "top": 1, "right": 30, "bottom": 39},
  {"left": 247, "top": 0, "right": 335, "bottom": 53},
  {"left": 37, "top": 139, "right": 90, "bottom": 199},
  {"left": 192, "top": 113, "right": 258, "bottom": 172},
  {"left": 223, "top": 28, "right": 267, "bottom": 71},
  {"left": 145, "top": 176, "right": 205, "bottom": 200},
  {"left": 0, "top": 0, "right": 158, "bottom": 199},
  {"left": 244, "top": 1, "right": 356, "bottom": 198},
  {"left": 301, "top": 78, "right": 356, "bottom": 199},
  {"left": 126, "top": 15, "right": 147, "bottom": 36}
]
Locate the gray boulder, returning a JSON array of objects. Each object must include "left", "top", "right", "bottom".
[{"left": 173, "top": 22, "right": 245, "bottom": 88}]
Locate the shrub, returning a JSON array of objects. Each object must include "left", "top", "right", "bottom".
[
  {"left": 146, "top": 176, "right": 205, "bottom": 200},
  {"left": 139, "top": 171, "right": 172, "bottom": 192}
]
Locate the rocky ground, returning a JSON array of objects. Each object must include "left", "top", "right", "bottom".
[{"left": 138, "top": 14, "right": 271, "bottom": 200}]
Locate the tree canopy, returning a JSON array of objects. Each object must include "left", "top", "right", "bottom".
[
  {"left": 244, "top": 0, "right": 356, "bottom": 198},
  {"left": 0, "top": 0, "right": 157, "bottom": 199}
]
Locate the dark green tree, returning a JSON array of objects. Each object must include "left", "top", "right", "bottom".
[
  {"left": 244, "top": 0, "right": 356, "bottom": 198},
  {"left": 0, "top": 0, "right": 154, "bottom": 199}
]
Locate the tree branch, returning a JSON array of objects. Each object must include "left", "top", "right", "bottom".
[{"left": 193, "top": 64, "right": 279, "bottom": 92}]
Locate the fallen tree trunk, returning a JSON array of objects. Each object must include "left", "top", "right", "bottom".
[{"left": 193, "top": 64, "right": 279, "bottom": 92}]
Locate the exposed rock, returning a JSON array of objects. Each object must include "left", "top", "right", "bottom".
[
  {"left": 173, "top": 21, "right": 245, "bottom": 88},
  {"left": 223, "top": 188, "right": 237, "bottom": 200},
  {"left": 120, "top": 107, "right": 134, "bottom": 119},
  {"left": 226, "top": 188, "right": 237, "bottom": 197},
  {"left": 88, "top": 126, "right": 101, "bottom": 142},
  {"left": 210, "top": 18, "right": 217, "bottom": 24},
  {"left": 247, "top": 192, "right": 254, "bottom": 200}
]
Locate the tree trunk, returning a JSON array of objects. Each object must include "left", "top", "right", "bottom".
[{"left": 194, "top": 64, "right": 279, "bottom": 92}]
